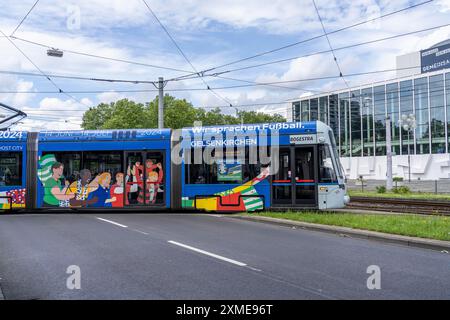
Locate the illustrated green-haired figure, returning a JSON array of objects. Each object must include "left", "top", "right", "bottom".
[{"left": 43, "top": 162, "right": 75, "bottom": 207}]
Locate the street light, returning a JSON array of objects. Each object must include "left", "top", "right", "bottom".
[
  {"left": 398, "top": 114, "right": 416, "bottom": 182},
  {"left": 386, "top": 116, "right": 393, "bottom": 191}
]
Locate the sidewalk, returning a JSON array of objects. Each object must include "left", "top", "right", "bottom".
[{"left": 232, "top": 215, "right": 450, "bottom": 252}]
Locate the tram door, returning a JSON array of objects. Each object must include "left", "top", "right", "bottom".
[
  {"left": 272, "top": 146, "right": 318, "bottom": 207},
  {"left": 124, "top": 151, "right": 165, "bottom": 207}
]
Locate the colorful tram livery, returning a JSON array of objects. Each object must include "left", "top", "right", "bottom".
[
  {"left": 0, "top": 121, "right": 349, "bottom": 212},
  {"left": 180, "top": 121, "right": 348, "bottom": 211},
  {"left": 1, "top": 129, "right": 171, "bottom": 210},
  {"left": 0, "top": 131, "right": 27, "bottom": 209}
]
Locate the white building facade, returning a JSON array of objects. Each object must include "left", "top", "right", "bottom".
[{"left": 291, "top": 40, "right": 450, "bottom": 180}]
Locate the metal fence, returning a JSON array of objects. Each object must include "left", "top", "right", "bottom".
[{"left": 347, "top": 179, "right": 450, "bottom": 194}]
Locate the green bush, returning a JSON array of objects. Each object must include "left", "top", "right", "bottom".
[
  {"left": 393, "top": 186, "right": 411, "bottom": 194},
  {"left": 376, "top": 186, "right": 386, "bottom": 194}
]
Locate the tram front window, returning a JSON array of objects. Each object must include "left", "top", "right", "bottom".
[{"left": 319, "top": 145, "right": 338, "bottom": 183}]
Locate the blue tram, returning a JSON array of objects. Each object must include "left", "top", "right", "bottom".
[
  {"left": 1, "top": 129, "right": 171, "bottom": 210},
  {"left": 180, "top": 121, "right": 348, "bottom": 212},
  {"left": 0, "top": 121, "right": 349, "bottom": 212}
]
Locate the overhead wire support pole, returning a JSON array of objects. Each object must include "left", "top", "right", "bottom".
[{"left": 158, "top": 77, "right": 164, "bottom": 129}]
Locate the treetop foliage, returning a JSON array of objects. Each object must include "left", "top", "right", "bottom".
[{"left": 82, "top": 95, "right": 286, "bottom": 130}]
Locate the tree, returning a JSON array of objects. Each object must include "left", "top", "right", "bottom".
[
  {"left": 81, "top": 95, "right": 287, "bottom": 130},
  {"left": 239, "top": 110, "right": 286, "bottom": 124},
  {"left": 146, "top": 95, "right": 203, "bottom": 129},
  {"left": 82, "top": 99, "right": 150, "bottom": 130},
  {"left": 82, "top": 102, "right": 114, "bottom": 130},
  {"left": 102, "top": 99, "right": 150, "bottom": 129},
  {"left": 197, "top": 108, "right": 240, "bottom": 126}
]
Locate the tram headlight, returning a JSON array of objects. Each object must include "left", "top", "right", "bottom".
[{"left": 344, "top": 194, "right": 351, "bottom": 204}]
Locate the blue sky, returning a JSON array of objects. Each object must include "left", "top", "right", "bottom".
[{"left": 0, "top": 0, "right": 449, "bottom": 130}]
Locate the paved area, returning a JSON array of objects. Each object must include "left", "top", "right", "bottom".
[{"left": 0, "top": 213, "right": 448, "bottom": 300}]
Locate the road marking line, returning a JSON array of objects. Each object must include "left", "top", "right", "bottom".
[
  {"left": 132, "top": 229, "right": 150, "bottom": 235},
  {"left": 168, "top": 241, "right": 247, "bottom": 267},
  {"left": 96, "top": 217, "right": 128, "bottom": 228},
  {"left": 246, "top": 266, "right": 262, "bottom": 272}
]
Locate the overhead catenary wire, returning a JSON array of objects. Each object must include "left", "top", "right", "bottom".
[
  {"left": 19, "top": 76, "right": 448, "bottom": 114},
  {"left": 0, "top": 65, "right": 426, "bottom": 94},
  {"left": 0, "top": 28, "right": 90, "bottom": 108},
  {"left": 312, "top": 0, "right": 351, "bottom": 89},
  {"left": 27, "top": 80, "right": 442, "bottom": 112},
  {"left": 207, "top": 23, "right": 450, "bottom": 76},
  {"left": 211, "top": 75, "right": 324, "bottom": 93},
  {"left": 140, "top": 0, "right": 235, "bottom": 108},
  {"left": 10, "top": 0, "right": 40, "bottom": 37},
  {"left": 2, "top": 2, "right": 445, "bottom": 120},
  {"left": 8, "top": 35, "right": 194, "bottom": 75},
  {"left": 6, "top": 22, "right": 446, "bottom": 90},
  {"left": 168, "top": 0, "right": 435, "bottom": 77},
  {"left": 0, "top": 69, "right": 158, "bottom": 84},
  {"left": 27, "top": 115, "right": 82, "bottom": 121},
  {"left": 14, "top": 80, "right": 449, "bottom": 122},
  {"left": 0, "top": 68, "right": 324, "bottom": 93},
  {"left": 5, "top": 0, "right": 434, "bottom": 84},
  {"left": 21, "top": 100, "right": 291, "bottom": 116}
]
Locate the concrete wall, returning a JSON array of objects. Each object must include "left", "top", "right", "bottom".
[
  {"left": 340, "top": 153, "right": 450, "bottom": 180},
  {"left": 396, "top": 51, "right": 421, "bottom": 78},
  {"left": 347, "top": 179, "right": 450, "bottom": 194}
]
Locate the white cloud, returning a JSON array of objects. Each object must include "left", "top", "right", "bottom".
[
  {"left": 11, "top": 97, "right": 93, "bottom": 131},
  {"left": 96, "top": 91, "right": 126, "bottom": 103},
  {"left": 0, "top": 0, "right": 436, "bottom": 37},
  {"left": 38, "top": 97, "right": 91, "bottom": 109},
  {"left": 437, "top": 0, "right": 450, "bottom": 12},
  {"left": 0, "top": 73, "right": 36, "bottom": 108}
]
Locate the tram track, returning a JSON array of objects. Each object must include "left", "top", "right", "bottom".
[{"left": 347, "top": 197, "right": 450, "bottom": 216}]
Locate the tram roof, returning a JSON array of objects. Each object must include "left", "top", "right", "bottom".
[
  {"left": 37, "top": 128, "right": 171, "bottom": 142},
  {"left": 181, "top": 121, "right": 329, "bottom": 136},
  {"left": 0, "top": 131, "right": 27, "bottom": 141}
]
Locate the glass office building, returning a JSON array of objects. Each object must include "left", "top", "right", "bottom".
[{"left": 292, "top": 69, "right": 450, "bottom": 159}]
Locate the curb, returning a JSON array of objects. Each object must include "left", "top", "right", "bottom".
[{"left": 232, "top": 215, "right": 450, "bottom": 252}]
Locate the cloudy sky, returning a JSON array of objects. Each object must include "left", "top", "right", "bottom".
[{"left": 0, "top": 0, "right": 449, "bottom": 130}]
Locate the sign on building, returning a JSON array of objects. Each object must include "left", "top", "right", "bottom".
[{"left": 421, "top": 43, "right": 450, "bottom": 74}]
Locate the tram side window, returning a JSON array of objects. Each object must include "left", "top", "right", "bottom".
[
  {"left": 43, "top": 152, "right": 82, "bottom": 184},
  {"left": 318, "top": 145, "right": 338, "bottom": 183},
  {"left": 39, "top": 151, "right": 125, "bottom": 208},
  {"left": 186, "top": 147, "right": 267, "bottom": 184},
  {"left": 83, "top": 152, "right": 123, "bottom": 181},
  {"left": 0, "top": 152, "right": 22, "bottom": 186},
  {"left": 41, "top": 151, "right": 123, "bottom": 186}
]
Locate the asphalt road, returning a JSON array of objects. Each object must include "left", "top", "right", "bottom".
[{"left": 0, "top": 213, "right": 448, "bottom": 300}]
